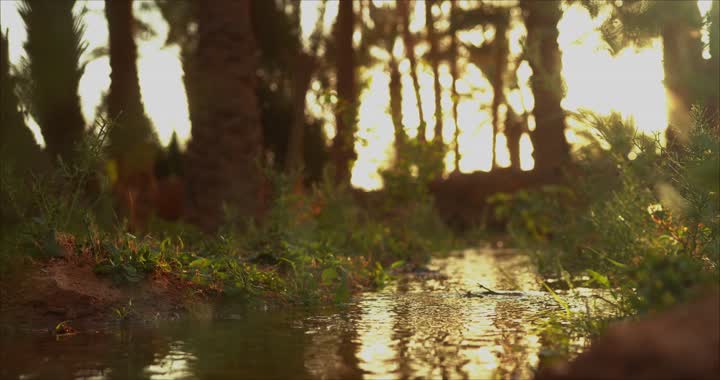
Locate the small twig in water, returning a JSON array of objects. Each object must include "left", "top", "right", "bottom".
[{"left": 477, "top": 282, "right": 500, "bottom": 295}]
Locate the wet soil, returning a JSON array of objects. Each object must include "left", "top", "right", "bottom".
[
  {"left": 0, "top": 256, "right": 201, "bottom": 332},
  {"left": 536, "top": 288, "right": 720, "bottom": 380}
]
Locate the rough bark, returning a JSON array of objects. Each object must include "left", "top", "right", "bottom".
[
  {"left": 331, "top": 0, "right": 357, "bottom": 184},
  {"left": 185, "top": 0, "right": 264, "bottom": 231},
  {"left": 425, "top": 0, "right": 443, "bottom": 145},
  {"left": 398, "top": 0, "right": 426, "bottom": 142},
  {"left": 105, "top": 0, "right": 157, "bottom": 176},
  {"left": 19, "top": 0, "right": 86, "bottom": 164},
  {"left": 521, "top": 0, "right": 569, "bottom": 174}
]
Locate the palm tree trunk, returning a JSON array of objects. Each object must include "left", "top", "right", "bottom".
[
  {"left": 1, "top": 27, "right": 45, "bottom": 174},
  {"left": 521, "top": 0, "right": 569, "bottom": 174},
  {"left": 709, "top": 0, "right": 720, "bottom": 116},
  {"left": 425, "top": 0, "right": 443, "bottom": 145},
  {"left": 331, "top": 0, "right": 358, "bottom": 184},
  {"left": 449, "top": 0, "right": 461, "bottom": 172},
  {"left": 490, "top": 23, "right": 508, "bottom": 170},
  {"left": 105, "top": 0, "right": 157, "bottom": 177},
  {"left": 505, "top": 107, "right": 524, "bottom": 171},
  {"left": 398, "top": 0, "right": 426, "bottom": 142},
  {"left": 286, "top": 52, "right": 315, "bottom": 173},
  {"left": 390, "top": 54, "right": 405, "bottom": 153},
  {"left": 185, "top": 0, "right": 264, "bottom": 231},
  {"left": 19, "top": 0, "right": 86, "bottom": 164},
  {"left": 660, "top": 1, "right": 707, "bottom": 144}
]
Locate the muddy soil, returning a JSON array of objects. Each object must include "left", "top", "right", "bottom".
[
  {"left": 537, "top": 288, "right": 720, "bottom": 380},
  {"left": 0, "top": 257, "right": 203, "bottom": 332}
]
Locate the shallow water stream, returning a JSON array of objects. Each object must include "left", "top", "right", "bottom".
[{"left": 1, "top": 248, "right": 580, "bottom": 380}]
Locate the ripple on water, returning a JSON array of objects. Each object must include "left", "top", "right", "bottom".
[{"left": 1, "top": 248, "right": 589, "bottom": 380}]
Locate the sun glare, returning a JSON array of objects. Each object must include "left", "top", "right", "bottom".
[{"left": 3, "top": 0, "right": 699, "bottom": 190}]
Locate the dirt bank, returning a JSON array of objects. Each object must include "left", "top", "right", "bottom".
[
  {"left": 0, "top": 256, "right": 207, "bottom": 332},
  {"left": 536, "top": 289, "right": 720, "bottom": 380}
]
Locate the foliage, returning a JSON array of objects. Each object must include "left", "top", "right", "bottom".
[
  {"left": 0, "top": 27, "right": 45, "bottom": 176},
  {"left": 491, "top": 110, "right": 719, "bottom": 341},
  {"left": 17, "top": 0, "right": 87, "bottom": 163},
  {"left": 1, "top": 124, "right": 453, "bottom": 304},
  {"left": 0, "top": 117, "right": 113, "bottom": 267},
  {"left": 233, "top": 165, "right": 450, "bottom": 303}
]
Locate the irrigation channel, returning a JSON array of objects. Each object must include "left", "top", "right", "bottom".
[{"left": 1, "top": 247, "right": 595, "bottom": 380}]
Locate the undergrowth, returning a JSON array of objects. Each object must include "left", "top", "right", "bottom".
[
  {"left": 0, "top": 117, "right": 454, "bottom": 306},
  {"left": 490, "top": 108, "right": 719, "bottom": 359}
]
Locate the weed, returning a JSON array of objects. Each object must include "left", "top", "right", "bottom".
[
  {"left": 113, "top": 298, "right": 135, "bottom": 321},
  {"left": 492, "top": 109, "right": 720, "bottom": 357}
]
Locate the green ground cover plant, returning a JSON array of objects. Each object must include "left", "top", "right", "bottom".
[
  {"left": 0, "top": 117, "right": 455, "bottom": 307},
  {"left": 490, "top": 109, "right": 719, "bottom": 358}
]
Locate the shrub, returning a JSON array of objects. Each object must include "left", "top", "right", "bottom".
[{"left": 492, "top": 110, "right": 719, "bottom": 321}]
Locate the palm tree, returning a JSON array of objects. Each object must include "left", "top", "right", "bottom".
[
  {"left": 521, "top": 0, "right": 569, "bottom": 173},
  {"left": 367, "top": 2, "right": 405, "bottom": 158},
  {"left": 331, "top": 0, "right": 358, "bottom": 184},
  {"left": 18, "top": 0, "right": 86, "bottom": 164},
  {"left": 1, "top": 27, "right": 43, "bottom": 170},
  {"left": 184, "top": 0, "right": 264, "bottom": 231},
  {"left": 457, "top": 3, "right": 511, "bottom": 170},
  {"left": 449, "top": 0, "right": 461, "bottom": 172},
  {"left": 285, "top": 1, "right": 326, "bottom": 174},
  {"left": 398, "top": 0, "right": 426, "bottom": 142},
  {"left": 597, "top": 1, "right": 716, "bottom": 140},
  {"left": 105, "top": 0, "right": 158, "bottom": 178},
  {"left": 425, "top": 0, "right": 443, "bottom": 145}
]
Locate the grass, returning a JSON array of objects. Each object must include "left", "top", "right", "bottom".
[
  {"left": 0, "top": 116, "right": 456, "bottom": 308},
  {"left": 489, "top": 108, "right": 720, "bottom": 358}
]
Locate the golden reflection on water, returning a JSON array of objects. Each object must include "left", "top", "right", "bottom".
[
  {"left": 145, "top": 341, "right": 193, "bottom": 380},
  {"left": 345, "top": 249, "right": 554, "bottom": 379},
  {"left": 2, "top": 249, "right": 601, "bottom": 380}
]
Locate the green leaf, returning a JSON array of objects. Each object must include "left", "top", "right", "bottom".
[
  {"left": 189, "top": 258, "right": 210, "bottom": 269},
  {"left": 321, "top": 267, "right": 338, "bottom": 284},
  {"left": 543, "top": 282, "right": 570, "bottom": 316},
  {"left": 586, "top": 269, "right": 610, "bottom": 288}
]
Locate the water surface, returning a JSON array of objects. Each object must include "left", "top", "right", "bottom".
[{"left": 1, "top": 248, "right": 578, "bottom": 380}]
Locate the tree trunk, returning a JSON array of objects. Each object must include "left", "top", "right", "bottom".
[
  {"left": 398, "top": 0, "right": 426, "bottom": 142},
  {"left": 331, "top": 0, "right": 357, "bottom": 184},
  {"left": 185, "top": 0, "right": 264, "bottom": 231},
  {"left": 286, "top": 52, "right": 315, "bottom": 173},
  {"left": 661, "top": 1, "right": 706, "bottom": 143},
  {"left": 449, "top": 0, "right": 461, "bottom": 172},
  {"left": 105, "top": 0, "right": 157, "bottom": 177},
  {"left": 709, "top": 0, "right": 720, "bottom": 118},
  {"left": 19, "top": 0, "right": 85, "bottom": 165},
  {"left": 425, "top": 0, "right": 443, "bottom": 145},
  {"left": 1, "top": 26, "right": 47, "bottom": 194},
  {"left": 390, "top": 53, "right": 405, "bottom": 154},
  {"left": 490, "top": 22, "right": 508, "bottom": 170},
  {"left": 505, "top": 107, "right": 524, "bottom": 171},
  {"left": 521, "top": 0, "right": 569, "bottom": 174}
]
